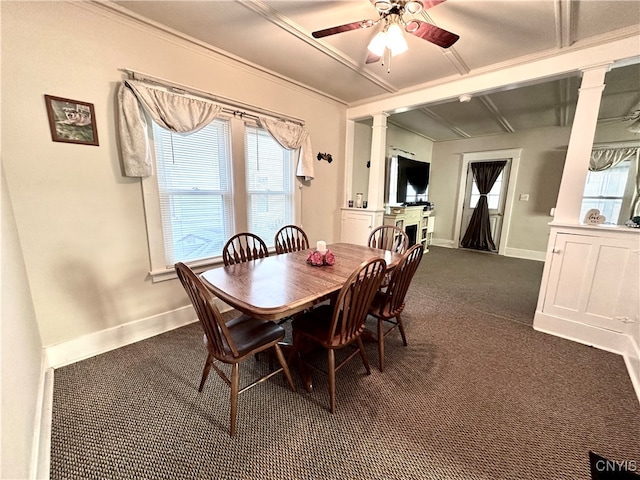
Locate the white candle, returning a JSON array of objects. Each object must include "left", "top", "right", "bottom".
[{"left": 316, "top": 240, "right": 327, "bottom": 253}]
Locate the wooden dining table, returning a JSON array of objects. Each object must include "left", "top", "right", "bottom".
[
  {"left": 200, "top": 242, "right": 404, "bottom": 321},
  {"left": 200, "top": 242, "right": 403, "bottom": 391}
]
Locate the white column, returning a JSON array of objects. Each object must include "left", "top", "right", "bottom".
[
  {"left": 553, "top": 63, "right": 611, "bottom": 223},
  {"left": 368, "top": 112, "right": 389, "bottom": 211}
]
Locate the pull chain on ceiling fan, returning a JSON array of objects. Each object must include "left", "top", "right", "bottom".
[{"left": 312, "top": 0, "right": 459, "bottom": 72}]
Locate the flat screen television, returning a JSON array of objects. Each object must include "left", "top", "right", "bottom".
[{"left": 385, "top": 155, "right": 430, "bottom": 205}]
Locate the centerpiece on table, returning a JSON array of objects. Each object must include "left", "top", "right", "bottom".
[{"left": 307, "top": 241, "right": 335, "bottom": 266}]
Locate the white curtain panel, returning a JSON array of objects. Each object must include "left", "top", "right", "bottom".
[
  {"left": 118, "top": 80, "right": 222, "bottom": 177},
  {"left": 259, "top": 116, "right": 314, "bottom": 180}
]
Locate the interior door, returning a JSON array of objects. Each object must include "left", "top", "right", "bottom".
[{"left": 460, "top": 160, "right": 511, "bottom": 251}]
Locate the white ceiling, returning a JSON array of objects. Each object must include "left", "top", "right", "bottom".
[{"left": 109, "top": 0, "right": 640, "bottom": 141}]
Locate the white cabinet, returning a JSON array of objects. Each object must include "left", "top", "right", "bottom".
[
  {"left": 542, "top": 231, "right": 640, "bottom": 333},
  {"left": 340, "top": 208, "right": 383, "bottom": 245}
]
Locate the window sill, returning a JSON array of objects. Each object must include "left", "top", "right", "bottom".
[{"left": 149, "top": 256, "right": 225, "bottom": 283}]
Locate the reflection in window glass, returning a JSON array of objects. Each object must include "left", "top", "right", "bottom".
[{"left": 580, "top": 160, "right": 631, "bottom": 224}]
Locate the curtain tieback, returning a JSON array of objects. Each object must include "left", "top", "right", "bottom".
[{"left": 479, "top": 193, "right": 488, "bottom": 196}]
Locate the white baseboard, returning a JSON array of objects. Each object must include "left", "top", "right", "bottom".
[
  {"left": 431, "top": 238, "right": 455, "bottom": 248},
  {"left": 430, "top": 241, "right": 545, "bottom": 262},
  {"left": 45, "top": 305, "right": 199, "bottom": 369},
  {"left": 504, "top": 247, "right": 546, "bottom": 261},
  {"left": 534, "top": 310, "right": 640, "bottom": 404},
  {"left": 32, "top": 367, "right": 53, "bottom": 480}
]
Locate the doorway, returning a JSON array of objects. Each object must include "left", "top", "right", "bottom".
[
  {"left": 460, "top": 160, "right": 511, "bottom": 252},
  {"left": 453, "top": 149, "right": 521, "bottom": 256}
]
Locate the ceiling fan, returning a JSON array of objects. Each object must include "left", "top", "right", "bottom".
[{"left": 312, "top": 0, "right": 459, "bottom": 68}]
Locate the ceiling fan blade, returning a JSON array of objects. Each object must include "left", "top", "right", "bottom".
[
  {"left": 366, "top": 51, "right": 381, "bottom": 64},
  {"left": 312, "top": 20, "right": 375, "bottom": 38},
  {"left": 410, "top": 21, "right": 459, "bottom": 48},
  {"left": 422, "top": 0, "right": 448, "bottom": 10}
]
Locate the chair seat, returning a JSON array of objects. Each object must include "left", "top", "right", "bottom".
[
  {"left": 369, "top": 292, "right": 405, "bottom": 320},
  {"left": 292, "top": 305, "right": 365, "bottom": 347},
  {"left": 220, "top": 315, "right": 286, "bottom": 360}
]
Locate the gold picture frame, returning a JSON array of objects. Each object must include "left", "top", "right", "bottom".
[{"left": 45, "top": 95, "right": 99, "bottom": 146}]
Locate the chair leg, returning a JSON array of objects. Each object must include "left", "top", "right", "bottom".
[
  {"left": 198, "top": 352, "right": 214, "bottom": 392},
  {"left": 377, "top": 319, "right": 385, "bottom": 373},
  {"left": 229, "top": 363, "right": 239, "bottom": 436},
  {"left": 327, "top": 349, "right": 336, "bottom": 414},
  {"left": 356, "top": 337, "right": 371, "bottom": 375},
  {"left": 273, "top": 343, "right": 296, "bottom": 392},
  {"left": 396, "top": 314, "right": 408, "bottom": 346}
]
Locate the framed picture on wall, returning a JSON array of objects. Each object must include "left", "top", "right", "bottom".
[{"left": 45, "top": 95, "right": 99, "bottom": 146}]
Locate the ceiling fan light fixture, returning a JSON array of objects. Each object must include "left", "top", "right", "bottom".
[
  {"left": 386, "top": 23, "right": 408, "bottom": 56},
  {"left": 375, "top": 0, "right": 392, "bottom": 12},
  {"left": 405, "top": 0, "right": 423, "bottom": 15},
  {"left": 404, "top": 19, "right": 420, "bottom": 33},
  {"left": 368, "top": 30, "right": 388, "bottom": 56}
]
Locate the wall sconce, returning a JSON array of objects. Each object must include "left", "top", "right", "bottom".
[{"left": 317, "top": 152, "right": 333, "bottom": 163}]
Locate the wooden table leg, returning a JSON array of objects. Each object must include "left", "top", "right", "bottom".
[{"left": 279, "top": 342, "right": 313, "bottom": 392}]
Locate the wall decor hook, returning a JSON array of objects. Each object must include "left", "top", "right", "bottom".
[{"left": 317, "top": 152, "right": 333, "bottom": 163}]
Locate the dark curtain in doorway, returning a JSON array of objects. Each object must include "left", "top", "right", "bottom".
[{"left": 461, "top": 160, "right": 507, "bottom": 251}]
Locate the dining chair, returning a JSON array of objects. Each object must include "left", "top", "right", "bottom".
[
  {"left": 222, "top": 232, "right": 269, "bottom": 266},
  {"left": 368, "top": 225, "right": 409, "bottom": 254},
  {"left": 175, "top": 262, "right": 295, "bottom": 436},
  {"left": 366, "top": 243, "right": 424, "bottom": 372},
  {"left": 274, "top": 225, "right": 310, "bottom": 254},
  {"left": 288, "top": 257, "right": 387, "bottom": 413}
]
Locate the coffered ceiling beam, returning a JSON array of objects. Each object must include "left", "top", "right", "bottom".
[
  {"left": 478, "top": 96, "right": 515, "bottom": 133},
  {"left": 419, "top": 107, "right": 472, "bottom": 138},
  {"left": 554, "top": 0, "right": 575, "bottom": 48}
]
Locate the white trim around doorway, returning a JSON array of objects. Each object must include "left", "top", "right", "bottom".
[{"left": 453, "top": 148, "right": 522, "bottom": 255}]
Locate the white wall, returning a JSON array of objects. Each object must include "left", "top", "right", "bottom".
[
  {"left": 431, "top": 126, "right": 570, "bottom": 253},
  {"left": 1, "top": 1, "right": 346, "bottom": 348},
  {"left": 350, "top": 121, "right": 434, "bottom": 206},
  {"left": 351, "top": 121, "right": 372, "bottom": 204},
  {"left": 1, "top": 167, "right": 44, "bottom": 479},
  {"left": 387, "top": 123, "right": 434, "bottom": 164}
]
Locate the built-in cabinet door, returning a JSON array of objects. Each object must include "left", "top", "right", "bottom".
[
  {"left": 543, "top": 233, "right": 640, "bottom": 333},
  {"left": 341, "top": 210, "right": 376, "bottom": 245}
]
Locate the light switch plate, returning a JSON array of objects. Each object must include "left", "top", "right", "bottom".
[{"left": 519, "top": 194, "right": 530, "bottom": 201}]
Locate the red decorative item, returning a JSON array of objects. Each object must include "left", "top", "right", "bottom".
[{"left": 306, "top": 249, "right": 335, "bottom": 266}]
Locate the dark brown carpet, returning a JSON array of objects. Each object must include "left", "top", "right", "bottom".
[{"left": 50, "top": 247, "right": 639, "bottom": 479}]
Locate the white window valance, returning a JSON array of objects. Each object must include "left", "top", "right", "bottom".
[
  {"left": 118, "top": 80, "right": 223, "bottom": 177},
  {"left": 589, "top": 147, "right": 638, "bottom": 171},
  {"left": 117, "top": 79, "right": 314, "bottom": 180}
]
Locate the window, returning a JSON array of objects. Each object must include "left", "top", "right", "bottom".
[
  {"left": 145, "top": 114, "right": 296, "bottom": 278},
  {"left": 469, "top": 171, "right": 504, "bottom": 210},
  {"left": 580, "top": 159, "right": 634, "bottom": 224},
  {"left": 153, "top": 119, "right": 233, "bottom": 265},
  {"left": 245, "top": 126, "right": 294, "bottom": 243}
]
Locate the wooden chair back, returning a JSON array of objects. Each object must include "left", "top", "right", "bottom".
[
  {"left": 377, "top": 243, "right": 424, "bottom": 316},
  {"left": 368, "top": 225, "right": 409, "bottom": 254},
  {"left": 222, "top": 233, "right": 269, "bottom": 266},
  {"left": 175, "top": 262, "right": 239, "bottom": 358},
  {"left": 328, "top": 257, "right": 387, "bottom": 345},
  {"left": 275, "top": 225, "right": 309, "bottom": 254}
]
